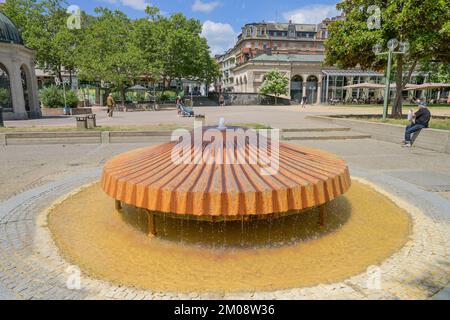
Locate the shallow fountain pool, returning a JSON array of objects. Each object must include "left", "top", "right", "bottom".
[{"left": 47, "top": 179, "right": 411, "bottom": 293}]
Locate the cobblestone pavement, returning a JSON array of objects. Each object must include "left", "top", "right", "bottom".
[{"left": 0, "top": 137, "right": 449, "bottom": 300}]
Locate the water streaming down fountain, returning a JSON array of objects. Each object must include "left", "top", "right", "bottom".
[{"left": 101, "top": 125, "right": 351, "bottom": 248}]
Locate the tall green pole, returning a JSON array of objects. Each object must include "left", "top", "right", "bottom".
[{"left": 382, "top": 51, "right": 392, "bottom": 121}]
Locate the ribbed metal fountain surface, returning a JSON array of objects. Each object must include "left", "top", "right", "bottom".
[{"left": 101, "top": 127, "right": 351, "bottom": 217}]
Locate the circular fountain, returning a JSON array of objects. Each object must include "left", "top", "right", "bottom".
[
  {"left": 101, "top": 126, "right": 351, "bottom": 244},
  {"left": 46, "top": 125, "right": 411, "bottom": 293}
]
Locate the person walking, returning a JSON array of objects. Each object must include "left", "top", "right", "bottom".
[
  {"left": 219, "top": 93, "right": 225, "bottom": 107},
  {"left": 301, "top": 94, "right": 308, "bottom": 109},
  {"left": 402, "top": 102, "right": 431, "bottom": 147},
  {"left": 106, "top": 93, "right": 115, "bottom": 118}
]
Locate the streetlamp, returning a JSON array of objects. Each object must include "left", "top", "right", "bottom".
[
  {"left": 55, "top": 77, "right": 71, "bottom": 115},
  {"left": 373, "top": 39, "right": 409, "bottom": 120},
  {"left": 0, "top": 105, "right": 4, "bottom": 128}
]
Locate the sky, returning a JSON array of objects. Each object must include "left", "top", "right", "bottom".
[{"left": 70, "top": 0, "right": 340, "bottom": 55}]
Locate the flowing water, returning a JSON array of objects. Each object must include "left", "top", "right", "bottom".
[
  {"left": 120, "top": 201, "right": 351, "bottom": 248},
  {"left": 48, "top": 181, "right": 411, "bottom": 292}
]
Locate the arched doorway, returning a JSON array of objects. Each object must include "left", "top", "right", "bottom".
[
  {"left": 20, "top": 65, "right": 31, "bottom": 115},
  {"left": 0, "top": 63, "right": 12, "bottom": 111},
  {"left": 243, "top": 75, "right": 247, "bottom": 93},
  {"left": 306, "top": 75, "right": 318, "bottom": 104},
  {"left": 290, "top": 75, "right": 303, "bottom": 103}
]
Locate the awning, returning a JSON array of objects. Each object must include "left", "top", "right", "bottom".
[
  {"left": 127, "top": 85, "right": 148, "bottom": 91},
  {"left": 343, "top": 82, "right": 384, "bottom": 89},
  {"left": 343, "top": 83, "right": 420, "bottom": 90},
  {"left": 407, "top": 83, "right": 450, "bottom": 90}
]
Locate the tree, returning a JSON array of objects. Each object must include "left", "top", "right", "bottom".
[
  {"left": 1, "top": 0, "right": 83, "bottom": 82},
  {"left": 420, "top": 59, "right": 450, "bottom": 83},
  {"left": 259, "top": 70, "right": 289, "bottom": 104},
  {"left": 76, "top": 8, "right": 146, "bottom": 104},
  {"left": 133, "top": 8, "right": 220, "bottom": 91},
  {"left": 325, "top": 0, "right": 449, "bottom": 117}
]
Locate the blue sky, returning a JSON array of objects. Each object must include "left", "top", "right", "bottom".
[{"left": 71, "top": 0, "right": 340, "bottom": 54}]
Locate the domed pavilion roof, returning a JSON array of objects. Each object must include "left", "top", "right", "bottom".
[{"left": 0, "top": 12, "right": 24, "bottom": 45}]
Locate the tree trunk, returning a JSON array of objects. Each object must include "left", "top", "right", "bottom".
[
  {"left": 391, "top": 55, "right": 404, "bottom": 118},
  {"left": 120, "top": 86, "right": 126, "bottom": 107},
  {"left": 57, "top": 68, "right": 63, "bottom": 83},
  {"left": 69, "top": 69, "right": 73, "bottom": 86}
]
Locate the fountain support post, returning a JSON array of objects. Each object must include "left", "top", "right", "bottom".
[
  {"left": 115, "top": 200, "right": 122, "bottom": 211},
  {"left": 147, "top": 212, "right": 157, "bottom": 237},
  {"left": 319, "top": 205, "right": 326, "bottom": 226}
]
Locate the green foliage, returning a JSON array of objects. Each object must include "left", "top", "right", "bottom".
[
  {"left": 65, "top": 90, "right": 79, "bottom": 108},
  {"left": 259, "top": 70, "right": 289, "bottom": 97},
  {"left": 0, "top": 88, "right": 12, "bottom": 108},
  {"left": 1, "top": 0, "right": 82, "bottom": 80},
  {"left": 325, "top": 0, "right": 450, "bottom": 116},
  {"left": 420, "top": 60, "right": 450, "bottom": 83},
  {"left": 161, "top": 90, "right": 177, "bottom": 101},
  {"left": 75, "top": 8, "right": 145, "bottom": 103},
  {"left": 1, "top": 1, "right": 221, "bottom": 99},
  {"left": 133, "top": 9, "right": 220, "bottom": 85},
  {"left": 39, "top": 85, "right": 78, "bottom": 108}
]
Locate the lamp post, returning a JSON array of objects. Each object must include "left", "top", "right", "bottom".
[
  {"left": 55, "top": 77, "right": 71, "bottom": 115},
  {"left": 0, "top": 106, "right": 4, "bottom": 127},
  {"left": 373, "top": 39, "right": 409, "bottom": 120}
]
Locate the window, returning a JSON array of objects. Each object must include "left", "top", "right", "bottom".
[{"left": 288, "top": 26, "right": 296, "bottom": 38}]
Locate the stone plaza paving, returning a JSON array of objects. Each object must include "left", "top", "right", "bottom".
[
  {"left": 4, "top": 105, "right": 450, "bottom": 130},
  {"left": 0, "top": 107, "right": 449, "bottom": 300}
]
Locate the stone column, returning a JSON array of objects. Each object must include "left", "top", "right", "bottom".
[
  {"left": 316, "top": 75, "right": 323, "bottom": 104},
  {"left": 27, "top": 61, "right": 41, "bottom": 118},
  {"left": 9, "top": 60, "right": 27, "bottom": 120},
  {"left": 363, "top": 76, "right": 370, "bottom": 100},
  {"left": 346, "top": 77, "right": 353, "bottom": 102},
  {"left": 302, "top": 74, "right": 309, "bottom": 100}
]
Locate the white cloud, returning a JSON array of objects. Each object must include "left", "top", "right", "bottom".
[
  {"left": 97, "top": 0, "right": 151, "bottom": 11},
  {"left": 282, "top": 4, "right": 340, "bottom": 24},
  {"left": 192, "top": 0, "right": 221, "bottom": 13},
  {"left": 121, "top": 0, "right": 151, "bottom": 11},
  {"left": 201, "top": 20, "right": 237, "bottom": 55}
]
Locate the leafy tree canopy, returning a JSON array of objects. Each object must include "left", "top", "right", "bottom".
[
  {"left": 325, "top": 0, "right": 449, "bottom": 116},
  {"left": 259, "top": 70, "right": 289, "bottom": 103}
]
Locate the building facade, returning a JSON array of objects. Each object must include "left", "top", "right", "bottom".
[
  {"left": 0, "top": 12, "right": 40, "bottom": 120},
  {"left": 216, "top": 50, "right": 236, "bottom": 92},
  {"left": 216, "top": 16, "right": 433, "bottom": 104}
]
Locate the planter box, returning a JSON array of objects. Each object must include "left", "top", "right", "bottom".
[
  {"left": 41, "top": 108, "right": 65, "bottom": 116},
  {"left": 70, "top": 108, "right": 92, "bottom": 115}
]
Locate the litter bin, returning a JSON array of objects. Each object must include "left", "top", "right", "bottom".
[
  {"left": 86, "top": 114, "right": 96, "bottom": 129},
  {"left": 76, "top": 116, "right": 87, "bottom": 129},
  {"left": 0, "top": 107, "right": 4, "bottom": 127}
]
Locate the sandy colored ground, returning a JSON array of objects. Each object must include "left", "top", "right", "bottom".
[{"left": 47, "top": 180, "right": 411, "bottom": 293}]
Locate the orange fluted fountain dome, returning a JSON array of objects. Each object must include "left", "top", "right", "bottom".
[{"left": 101, "top": 126, "right": 351, "bottom": 218}]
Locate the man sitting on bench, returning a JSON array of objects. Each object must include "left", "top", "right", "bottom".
[{"left": 403, "top": 102, "right": 431, "bottom": 148}]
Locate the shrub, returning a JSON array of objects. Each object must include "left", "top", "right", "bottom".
[
  {"left": 161, "top": 90, "right": 177, "bottom": 101},
  {"left": 39, "top": 85, "right": 79, "bottom": 108},
  {"left": 65, "top": 90, "right": 79, "bottom": 108}
]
